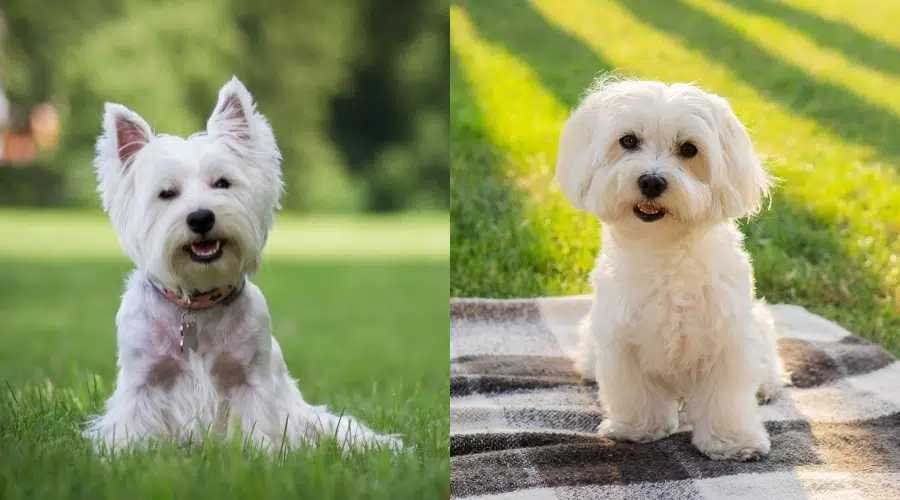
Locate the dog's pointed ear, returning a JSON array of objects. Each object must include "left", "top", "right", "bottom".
[
  {"left": 99, "top": 103, "right": 153, "bottom": 171},
  {"left": 94, "top": 103, "right": 153, "bottom": 213},
  {"left": 207, "top": 76, "right": 259, "bottom": 142},
  {"left": 711, "top": 95, "right": 773, "bottom": 218},
  {"left": 206, "top": 76, "right": 284, "bottom": 211}
]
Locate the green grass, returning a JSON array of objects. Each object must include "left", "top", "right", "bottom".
[
  {"left": 0, "top": 210, "right": 449, "bottom": 499},
  {"left": 450, "top": 0, "right": 900, "bottom": 355}
]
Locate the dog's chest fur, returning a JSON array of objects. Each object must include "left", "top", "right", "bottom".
[
  {"left": 592, "top": 224, "right": 754, "bottom": 378},
  {"left": 115, "top": 272, "right": 271, "bottom": 420}
]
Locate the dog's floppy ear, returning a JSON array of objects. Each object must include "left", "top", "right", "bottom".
[
  {"left": 711, "top": 95, "right": 772, "bottom": 218},
  {"left": 555, "top": 103, "right": 599, "bottom": 212}
]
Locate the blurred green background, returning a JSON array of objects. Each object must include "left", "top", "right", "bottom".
[{"left": 0, "top": 0, "right": 448, "bottom": 213}]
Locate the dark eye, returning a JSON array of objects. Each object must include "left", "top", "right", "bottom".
[
  {"left": 158, "top": 189, "right": 177, "bottom": 200},
  {"left": 619, "top": 134, "right": 639, "bottom": 150},
  {"left": 212, "top": 178, "right": 231, "bottom": 189},
  {"left": 679, "top": 142, "right": 698, "bottom": 158}
]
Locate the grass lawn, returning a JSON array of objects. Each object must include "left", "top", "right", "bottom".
[
  {"left": 450, "top": 0, "right": 900, "bottom": 355},
  {"left": 0, "top": 209, "right": 449, "bottom": 499}
]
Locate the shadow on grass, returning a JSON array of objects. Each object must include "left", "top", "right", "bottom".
[
  {"left": 719, "top": 0, "right": 900, "bottom": 79},
  {"left": 616, "top": 0, "right": 900, "bottom": 168},
  {"left": 453, "top": 0, "right": 614, "bottom": 108}
]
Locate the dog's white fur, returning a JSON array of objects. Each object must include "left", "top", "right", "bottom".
[
  {"left": 555, "top": 79, "right": 783, "bottom": 461},
  {"left": 84, "top": 76, "right": 401, "bottom": 453}
]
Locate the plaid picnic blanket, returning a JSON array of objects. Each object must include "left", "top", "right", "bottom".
[{"left": 450, "top": 296, "right": 900, "bottom": 499}]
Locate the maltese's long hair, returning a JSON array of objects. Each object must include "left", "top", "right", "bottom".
[{"left": 556, "top": 79, "right": 783, "bottom": 461}]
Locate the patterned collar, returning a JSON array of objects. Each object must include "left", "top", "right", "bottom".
[{"left": 149, "top": 278, "right": 246, "bottom": 310}]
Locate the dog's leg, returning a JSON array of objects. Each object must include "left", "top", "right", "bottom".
[
  {"left": 573, "top": 316, "right": 598, "bottom": 382},
  {"left": 83, "top": 351, "right": 192, "bottom": 452},
  {"left": 220, "top": 379, "right": 281, "bottom": 452},
  {"left": 298, "top": 394, "right": 405, "bottom": 452},
  {"left": 209, "top": 349, "right": 281, "bottom": 451},
  {"left": 687, "top": 358, "right": 770, "bottom": 461},
  {"left": 84, "top": 382, "right": 171, "bottom": 452},
  {"left": 753, "top": 301, "right": 788, "bottom": 405},
  {"left": 596, "top": 347, "right": 679, "bottom": 443},
  {"left": 267, "top": 338, "right": 404, "bottom": 452}
]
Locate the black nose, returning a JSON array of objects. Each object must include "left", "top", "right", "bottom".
[
  {"left": 637, "top": 173, "right": 667, "bottom": 199},
  {"left": 186, "top": 209, "right": 216, "bottom": 234}
]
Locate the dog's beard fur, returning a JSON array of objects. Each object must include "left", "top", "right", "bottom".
[{"left": 555, "top": 78, "right": 783, "bottom": 462}]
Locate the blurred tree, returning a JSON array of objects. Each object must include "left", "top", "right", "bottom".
[
  {"left": 0, "top": 0, "right": 448, "bottom": 213},
  {"left": 231, "top": 0, "right": 365, "bottom": 212},
  {"left": 329, "top": 0, "right": 449, "bottom": 211}
]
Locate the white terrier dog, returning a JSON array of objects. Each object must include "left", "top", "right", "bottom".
[
  {"left": 555, "top": 79, "right": 783, "bottom": 461},
  {"left": 83, "top": 76, "right": 401, "bottom": 453}
]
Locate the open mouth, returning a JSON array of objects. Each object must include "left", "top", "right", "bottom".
[
  {"left": 184, "top": 239, "right": 225, "bottom": 263},
  {"left": 634, "top": 202, "right": 666, "bottom": 222}
]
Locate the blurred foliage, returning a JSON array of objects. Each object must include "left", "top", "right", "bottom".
[{"left": 0, "top": 0, "right": 448, "bottom": 212}]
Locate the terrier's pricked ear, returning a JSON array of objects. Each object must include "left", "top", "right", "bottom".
[
  {"left": 94, "top": 103, "right": 153, "bottom": 213},
  {"left": 207, "top": 76, "right": 255, "bottom": 141},
  {"left": 102, "top": 103, "right": 153, "bottom": 170},
  {"left": 206, "top": 76, "right": 284, "bottom": 214}
]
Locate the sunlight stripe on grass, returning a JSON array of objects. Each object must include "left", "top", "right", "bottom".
[
  {"left": 450, "top": 6, "right": 600, "bottom": 294},
  {"left": 784, "top": 0, "right": 900, "bottom": 47},
  {"left": 689, "top": 0, "right": 900, "bottom": 120},
  {"left": 0, "top": 210, "right": 448, "bottom": 261},
  {"left": 450, "top": 7, "right": 569, "bottom": 175}
]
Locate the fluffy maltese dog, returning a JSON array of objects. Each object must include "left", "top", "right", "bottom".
[
  {"left": 555, "top": 79, "right": 783, "bottom": 461},
  {"left": 83, "top": 76, "right": 401, "bottom": 453}
]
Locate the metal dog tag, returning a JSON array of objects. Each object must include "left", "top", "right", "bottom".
[{"left": 180, "top": 311, "right": 199, "bottom": 352}]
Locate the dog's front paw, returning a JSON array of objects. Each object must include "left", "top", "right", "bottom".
[
  {"left": 756, "top": 370, "right": 793, "bottom": 404},
  {"left": 756, "top": 383, "right": 775, "bottom": 405},
  {"left": 370, "top": 433, "right": 409, "bottom": 453},
  {"left": 573, "top": 351, "right": 596, "bottom": 383},
  {"left": 337, "top": 428, "right": 407, "bottom": 453},
  {"left": 597, "top": 418, "right": 677, "bottom": 444},
  {"left": 693, "top": 432, "right": 770, "bottom": 461}
]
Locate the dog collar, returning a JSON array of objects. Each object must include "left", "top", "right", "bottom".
[{"left": 149, "top": 278, "right": 246, "bottom": 310}]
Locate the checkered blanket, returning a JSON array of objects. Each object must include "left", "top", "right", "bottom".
[{"left": 450, "top": 296, "right": 900, "bottom": 499}]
